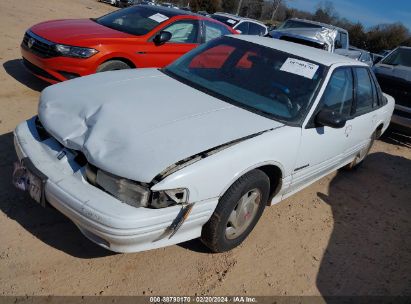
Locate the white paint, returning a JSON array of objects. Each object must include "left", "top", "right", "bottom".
[
  {"left": 148, "top": 13, "right": 169, "bottom": 23},
  {"left": 280, "top": 58, "right": 319, "bottom": 79}
]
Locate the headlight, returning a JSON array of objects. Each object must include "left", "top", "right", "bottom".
[
  {"left": 151, "top": 188, "right": 189, "bottom": 209},
  {"left": 95, "top": 170, "right": 150, "bottom": 208},
  {"left": 54, "top": 44, "right": 98, "bottom": 58},
  {"left": 88, "top": 167, "right": 189, "bottom": 209}
]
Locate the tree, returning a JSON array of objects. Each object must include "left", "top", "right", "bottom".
[
  {"left": 190, "top": 0, "right": 219, "bottom": 13},
  {"left": 313, "top": 1, "right": 338, "bottom": 24},
  {"left": 221, "top": 0, "right": 236, "bottom": 13}
]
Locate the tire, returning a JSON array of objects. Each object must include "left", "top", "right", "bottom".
[
  {"left": 345, "top": 131, "right": 376, "bottom": 170},
  {"left": 201, "top": 169, "right": 270, "bottom": 253},
  {"left": 97, "top": 60, "right": 131, "bottom": 73}
]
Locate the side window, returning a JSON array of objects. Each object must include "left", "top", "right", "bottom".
[
  {"left": 354, "top": 68, "right": 374, "bottom": 113},
  {"left": 340, "top": 32, "right": 348, "bottom": 49},
  {"left": 161, "top": 20, "right": 199, "bottom": 43},
  {"left": 360, "top": 52, "right": 371, "bottom": 63},
  {"left": 248, "top": 23, "right": 265, "bottom": 35},
  {"left": 235, "top": 22, "right": 249, "bottom": 34},
  {"left": 203, "top": 21, "right": 231, "bottom": 43},
  {"left": 321, "top": 68, "right": 353, "bottom": 116}
]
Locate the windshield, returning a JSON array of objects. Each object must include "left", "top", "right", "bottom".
[
  {"left": 165, "top": 37, "right": 326, "bottom": 124},
  {"left": 211, "top": 15, "right": 239, "bottom": 27},
  {"left": 95, "top": 6, "right": 174, "bottom": 36},
  {"left": 381, "top": 48, "right": 411, "bottom": 67},
  {"left": 279, "top": 20, "right": 322, "bottom": 30}
]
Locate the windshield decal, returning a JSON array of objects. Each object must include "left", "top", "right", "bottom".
[
  {"left": 280, "top": 58, "right": 319, "bottom": 79},
  {"left": 226, "top": 19, "right": 237, "bottom": 24},
  {"left": 148, "top": 13, "right": 169, "bottom": 23}
]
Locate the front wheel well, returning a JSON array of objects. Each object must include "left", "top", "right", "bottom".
[
  {"left": 99, "top": 57, "right": 136, "bottom": 69},
  {"left": 255, "top": 165, "right": 282, "bottom": 204}
]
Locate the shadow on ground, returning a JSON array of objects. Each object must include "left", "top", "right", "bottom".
[
  {"left": 316, "top": 152, "right": 411, "bottom": 296},
  {"left": 0, "top": 132, "right": 113, "bottom": 258},
  {"left": 3, "top": 59, "right": 49, "bottom": 92}
]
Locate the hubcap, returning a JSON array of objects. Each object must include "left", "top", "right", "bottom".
[{"left": 225, "top": 189, "right": 262, "bottom": 240}]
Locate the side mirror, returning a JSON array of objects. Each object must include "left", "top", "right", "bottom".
[
  {"left": 316, "top": 109, "right": 347, "bottom": 129},
  {"left": 153, "top": 31, "right": 172, "bottom": 46}
]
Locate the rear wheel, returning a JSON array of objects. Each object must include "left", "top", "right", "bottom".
[
  {"left": 97, "top": 60, "right": 132, "bottom": 73},
  {"left": 201, "top": 169, "right": 270, "bottom": 253},
  {"left": 345, "top": 131, "right": 376, "bottom": 170}
]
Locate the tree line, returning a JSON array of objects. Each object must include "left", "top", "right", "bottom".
[{"left": 164, "top": 0, "right": 411, "bottom": 53}]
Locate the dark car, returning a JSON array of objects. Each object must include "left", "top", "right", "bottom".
[
  {"left": 374, "top": 46, "right": 411, "bottom": 134},
  {"left": 119, "top": 0, "right": 132, "bottom": 7}
]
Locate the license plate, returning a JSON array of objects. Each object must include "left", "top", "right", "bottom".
[{"left": 13, "top": 158, "right": 48, "bottom": 207}]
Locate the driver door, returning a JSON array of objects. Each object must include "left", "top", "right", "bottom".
[
  {"left": 286, "top": 67, "right": 355, "bottom": 195},
  {"left": 142, "top": 19, "right": 201, "bottom": 67}
]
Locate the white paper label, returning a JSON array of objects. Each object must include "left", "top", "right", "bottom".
[
  {"left": 280, "top": 58, "right": 319, "bottom": 79},
  {"left": 148, "top": 13, "right": 169, "bottom": 23},
  {"left": 226, "top": 19, "right": 236, "bottom": 24}
]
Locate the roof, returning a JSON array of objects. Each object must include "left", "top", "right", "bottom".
[
  {"left": 229, "top": 35, "right": 366, "bottom": 67},
  {"left": 287, "top": 18, "right": 348, "bottom": 33},
  {"left": 138, "top": 4, "right": 195, "bottom": 17},
  {"left": 212, "top": 12, "right": 265, "bottom": 25}
]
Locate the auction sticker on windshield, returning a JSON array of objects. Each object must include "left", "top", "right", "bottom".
[
  {"left": 149, "top": 13, "right": 169, "bottom": 23},
  {"left": 280, "top": 58, "right": 319, "bottom": 79}
]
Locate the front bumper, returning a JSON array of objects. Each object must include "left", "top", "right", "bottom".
[
  {"left": 21, "top": 46, "right": 97, "bottom": 83},
  {"left": 14, "top": 117, "right": 218, "bottom": 252}
]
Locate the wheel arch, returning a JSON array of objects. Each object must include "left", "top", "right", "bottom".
[
  {"left": 219, "top": 161, "right": 284, "bottom": 206},
  {"left": 375, "top": 122, "right": 384, "bottom": 138},
  {"left": 96, "top": 56, "right": 137, "bottom": 71}
]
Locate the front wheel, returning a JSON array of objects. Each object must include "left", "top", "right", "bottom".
[
  {"left": 201, "top": 169, "right": 270, "bottom": 253},
  {"left": 97, "top": 60, "right": 131, "bottom": 73}
]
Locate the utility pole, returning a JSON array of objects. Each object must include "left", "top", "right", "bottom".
[
  {"left": 271, "top": 0, "right": 281, "bottom": 21},
  {"left": 236, "top": 0, "right": 244, "bottom": 15}
]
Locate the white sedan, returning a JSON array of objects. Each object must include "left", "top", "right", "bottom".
[{"left": 13, "top": 36, "right": 394, "bottom": 253}]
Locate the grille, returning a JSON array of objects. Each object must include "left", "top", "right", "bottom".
[
  {"left": 375, "top": 73, "right": 411, "bottom": 108},
  {"left": 22, "top": 31, "right": 58, "bottom": 58}
]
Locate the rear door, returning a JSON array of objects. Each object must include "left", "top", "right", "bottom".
[
  {"left": 343, "top": 67, "right": 380, "bottom": 161},
  {"left": 142, "top": 19, "right": 200, "bottom": 67}
]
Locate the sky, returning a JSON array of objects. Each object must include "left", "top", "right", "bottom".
[{"left": 286, "top": 0, "right": 411, "bottom": 31}]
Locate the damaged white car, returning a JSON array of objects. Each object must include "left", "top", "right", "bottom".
[{"left": 13, "top": 36, "right": 394, "bottom": 253}]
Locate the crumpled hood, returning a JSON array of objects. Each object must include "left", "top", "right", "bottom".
[
  {"left": 39, "top": 69, "right": 282, "bottom": 183},
  {"left": 30, "top": 19, "right": 133, "bottom": 45},
  {"left": 374, "top": 64, "right": 411, "bottom": 83},
  {"left": 271, "top": 27, "right": 337, "bottom": 50}
]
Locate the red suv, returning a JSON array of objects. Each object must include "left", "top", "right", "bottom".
[{"left": 21, "top": 5, "right": 236, "bottom": 83}]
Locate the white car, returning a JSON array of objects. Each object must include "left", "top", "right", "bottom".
[
  {"left": 211, "top": 13, "right": 268, "bottom": 36},
  {"left": 13, "top": 36, "right": 394, "bottom": 253}
]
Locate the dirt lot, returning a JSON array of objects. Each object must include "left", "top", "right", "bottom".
[{"left": 0, "top": 0, "right": 410, "bottom": 297}]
